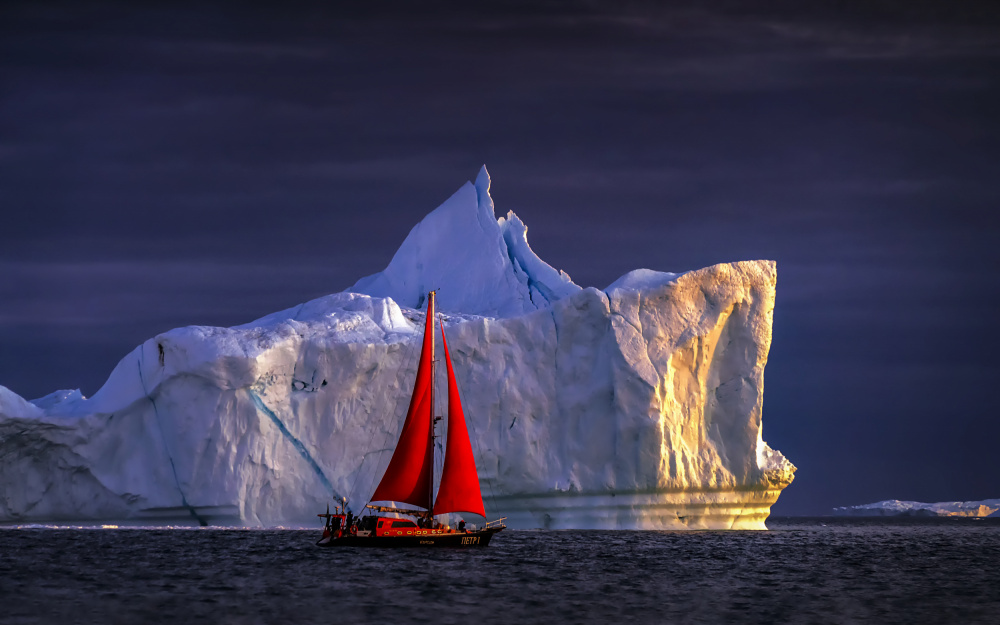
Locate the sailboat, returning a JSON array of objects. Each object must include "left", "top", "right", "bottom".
[{"left": 317, "top": 291, "right": 506, "bottom": 547}]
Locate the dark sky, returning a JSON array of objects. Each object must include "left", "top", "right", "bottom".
[{"left": 2, "top": 1, "right": 998, "bottom": 515}]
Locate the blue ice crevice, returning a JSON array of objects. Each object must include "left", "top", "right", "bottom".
[
  {"left": 246, "top": 388, "right": 339, "bottom": 500},
  {"left": 137, "top": 344, "right": 208, "bottom": 526}
]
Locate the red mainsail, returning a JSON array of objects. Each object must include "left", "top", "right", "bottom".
[
  {"left": 432, "top": 320, "right": 486, "bottom": 517},
  {"left": 370, "top": 294, "right": 436, "bottom": 510}
]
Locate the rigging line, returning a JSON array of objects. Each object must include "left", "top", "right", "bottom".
[
  {"left": 448, "top": 321, "right": 504, "bottom": 521},
  {"left": 356, "top": 341, "right": 410, "bottom": 508},
  {"left": 344, "top": 340, "right": 395, "bottom": 505},
  {"left": 347, "top": 332, "right": 412, "bottom": 508},
  {"left": 363, "top": 397, "right": 401, "bottom": 511},
  {"left": 361, "top": 311, "right": 424, "bottom": 511}
]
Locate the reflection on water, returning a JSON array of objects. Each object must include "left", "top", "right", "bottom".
[{"left": 2, "top": 517, "right": 998, "bottom": 624}]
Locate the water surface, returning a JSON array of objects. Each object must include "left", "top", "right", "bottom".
[{"left": 2, "top": 518, "right": 997, "bottom": 624}]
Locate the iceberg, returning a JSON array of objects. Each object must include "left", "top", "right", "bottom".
[
  {"left": 833, "top": 499, "right": 1000, "bottom": 517},
  {"left": 0, "top": 166, "right": 794, "bottom": 529}
]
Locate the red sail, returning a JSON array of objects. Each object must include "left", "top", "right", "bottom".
[
  {"left": 432, "top": 320, "right": 486, "bottom": 517},
  {"left": 370, "top": 294, "right": 436, "bottom": 510}
]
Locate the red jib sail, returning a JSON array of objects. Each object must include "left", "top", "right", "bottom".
[
  {"left": 370, "top": 294, "right": 436, "bottom": 510},
  {"left": 433, "top": 320, "right": 486, "bottom": 517}
]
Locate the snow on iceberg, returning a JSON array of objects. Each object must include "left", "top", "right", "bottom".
[
  {"left": 0, "top": 166, "right": 794, "bottom": 529},
  {"left": 833, "top": 499, "right": 1000, "bottom": 517}
]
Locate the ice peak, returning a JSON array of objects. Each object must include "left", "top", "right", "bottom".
[
  {"left": 475, "top": 164, "right": 492, "bottom": 211},
  {"left": 350, "top": 167, "right": 580, "bottom": 317}
]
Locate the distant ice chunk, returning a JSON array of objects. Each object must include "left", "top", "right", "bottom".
[{"left": 833, "top": 499, "right": 1000, "bottom": 517}]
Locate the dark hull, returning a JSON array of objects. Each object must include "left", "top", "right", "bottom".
[{"left": 317, "top": 527, "right": 502, "bottom": 548}]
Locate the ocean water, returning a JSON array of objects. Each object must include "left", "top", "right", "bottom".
[{"left": 2, "top": 517, "right": 998, "bottom": 624}]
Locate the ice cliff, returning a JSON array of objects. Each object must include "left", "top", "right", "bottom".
[{"left": 0, "top": 166, "right": 794, "bottom": 529}]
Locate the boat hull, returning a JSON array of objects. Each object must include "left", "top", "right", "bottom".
[{"left": 316, "top": 527, "right": 503, "bottom": 548}]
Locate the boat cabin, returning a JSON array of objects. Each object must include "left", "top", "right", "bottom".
[{"left": 372, "top": 516, "right": 456, "bottom": 537}]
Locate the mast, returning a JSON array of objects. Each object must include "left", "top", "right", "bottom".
[
  {"left": 369, "top": 290, "right": 436, "bottom": 510},
  {"left": 427, "top": 290, "right": 436, "bottom": 514}
]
